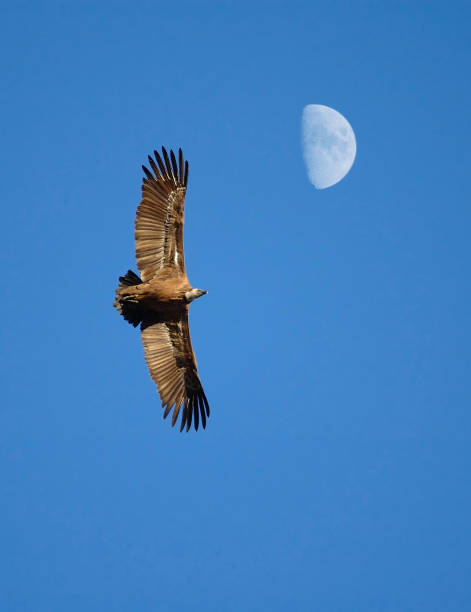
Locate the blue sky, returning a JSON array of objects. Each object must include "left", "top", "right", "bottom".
[{"left": 1, "top": 1, "right": 470, "bottom": 610}]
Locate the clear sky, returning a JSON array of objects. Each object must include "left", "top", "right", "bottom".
[{"left": 1, "top": 1, "right": 470, "bottom": 610}]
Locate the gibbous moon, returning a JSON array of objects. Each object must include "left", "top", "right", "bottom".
[{"left": 302, "top": 104, "right": 356, "bottom": 189}]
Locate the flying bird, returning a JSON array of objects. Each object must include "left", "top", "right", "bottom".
[{"left": 114, "top": 147, "right": 209, "bottom": 432}]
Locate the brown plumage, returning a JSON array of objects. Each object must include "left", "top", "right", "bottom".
[{"left": 114, "top": 147, "right": 209, "bottom": 432}]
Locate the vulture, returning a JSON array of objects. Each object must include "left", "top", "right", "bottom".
[{"left": 114, "top": 147, "right": 209, "bottom": 432}]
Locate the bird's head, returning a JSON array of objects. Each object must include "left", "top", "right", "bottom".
[{"left": 185, "top": 288, "right": 208, "bottom": 303}]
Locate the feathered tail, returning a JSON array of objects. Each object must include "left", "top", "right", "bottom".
[{"left": 113, "top": 270, "right": 143, "bottom": 327}]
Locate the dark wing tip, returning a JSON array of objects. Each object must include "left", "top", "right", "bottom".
[
  {"left": 178, "top": 148, "right": 184, "bottom": 184},
  {"left": 163, "top": 402, "right": 173, "bottom": 420},
  {"left": 198, "top": 393, "right": 207, "bottom": 429},
  {"left": 193, "top": 395, "right": 199, "bottom": 431},
  {"left": 154, "top": 149, "right": 168, "bottom": 179},
  {"left": 174, "top": 391, "right": 208, "bottom": 432},
  {"left": 202, "top": 391, "right": 210, "bottom": 417},
  {"left": 184, "top": 160, "right": 189, "bottom": 186},
  {"left": 148, "top": 155, "right": 160, "bottom": 178},
  {"left": 185, "top": 397, "right": 193, "bottom": 432},
  {"left": 161, "top": 147, "right": 174, "bottom": 184},
  {"left": 142, "top": 164, "right": 153, "bottom": 181},
  {"left": 145, "top": 147, "right": 187, "bottom": 187},
  {"left": 170, "top": 149, "right": 179, "bottom": 183}
]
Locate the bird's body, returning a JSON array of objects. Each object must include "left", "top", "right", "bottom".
[
  {"left": 119, "top": 275, "right": 192, "bottom": 310},
  {"left": 113, "top": 147, "right": 209, "bottom": 432}
]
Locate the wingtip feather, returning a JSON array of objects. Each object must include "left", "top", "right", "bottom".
[
  {"left": 184, "top": 160, "right": 189, "bottom": 186},
  {"left": 142, "top": 164, "right": 153, "bottom": 180}
]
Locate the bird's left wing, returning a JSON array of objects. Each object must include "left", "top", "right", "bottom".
[
  {"left": 135, "top": 147, "right": 188, "bottom": 282},
  {"left": 140, "top": 309, "right": 209, "bottom": 432}
]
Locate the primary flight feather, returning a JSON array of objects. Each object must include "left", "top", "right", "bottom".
[{"left": 114, "top": 147, "right": 209, "bottom": 432}]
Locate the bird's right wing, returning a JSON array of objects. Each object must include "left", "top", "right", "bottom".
[{"left": 140, "top": 309, "right": 209, "bottom": 432}]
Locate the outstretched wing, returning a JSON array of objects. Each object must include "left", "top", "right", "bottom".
[
  {"left": 135, "top": 147, "right": 188, "bottom": 282},
  {"left": 140, "top": 310, "right": 210, "bottom": 432}
]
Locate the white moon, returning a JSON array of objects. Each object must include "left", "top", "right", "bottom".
[{"left": 302, "top": 104, "right": 357, "bottom": 189}]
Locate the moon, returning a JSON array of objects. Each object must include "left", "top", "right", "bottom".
[{"left": 302, "top": 104, "right": 357, "bottom": 189}]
